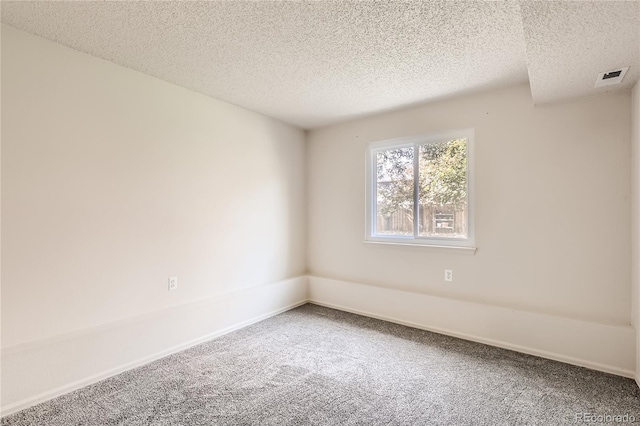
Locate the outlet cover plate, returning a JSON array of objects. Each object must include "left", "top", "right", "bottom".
[{"left": 169, "top": 276, "right": 178, "bottom": 291}]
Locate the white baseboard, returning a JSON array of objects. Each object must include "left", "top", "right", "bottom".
[
  {"left": 1, "top": 276, "right": 308, "bottom": 417},
  {"left": 3, "top": 274, "right": 636, "bottom": 417},
  {"left": 308, "top": 276, "right": 636, "bottom": 379}
]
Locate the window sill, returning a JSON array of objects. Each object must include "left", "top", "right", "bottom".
[{"left": 362, "top": 240, "right": 477, "bottom": 255}]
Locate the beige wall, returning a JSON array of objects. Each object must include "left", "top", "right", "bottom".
[
  {"left": 307, "top": 84, "right": 631, "bottom": 325},
  {"left": 632, "top": 82, "right": 640, "bottom": 382},
  {"left": 1, "top": 25, "right": 306, "bottom": 348}
]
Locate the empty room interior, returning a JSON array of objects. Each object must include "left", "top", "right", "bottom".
[{"left": 2, "top": 1, "right": 640, "bottom": 425}]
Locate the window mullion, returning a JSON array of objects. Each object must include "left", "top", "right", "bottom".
[{"left": 413, "top": 144, "right": 419, "bottom": 238}]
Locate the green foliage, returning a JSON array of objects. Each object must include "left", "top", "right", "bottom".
[
  {"left": 419, "top": 139, "right": 467, "bottom": 208},
  {"left": 376, "top": 139, "right": 467, "bottom": 218},
  {"left": 376, "top": 147, "right": 414, "bottom": 218}
]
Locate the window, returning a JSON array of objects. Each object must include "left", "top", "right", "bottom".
[{"left": 365, "top": 129, "right": 475, "bottom": 248}]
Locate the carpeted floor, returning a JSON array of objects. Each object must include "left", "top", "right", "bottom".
[{"left": 3, "top": 304, "right": 639, "bottom": 425}]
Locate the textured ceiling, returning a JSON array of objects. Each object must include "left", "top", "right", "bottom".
[
  {"left": 0, "top": 1, "right": 528, "bottom": 128},
  {"left": 521, "top": 1, "right": 639, "bottom": 105},
  {"left": 1, "top": 1, "right": 638, "bottom": 129}
]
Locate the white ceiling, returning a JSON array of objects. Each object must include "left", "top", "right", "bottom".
[
  {"left": 520, "top": 1, "right": 639, "bottom": 105},
  {"left": 1, "top": 1, "right": 639, "bottom": 129}
]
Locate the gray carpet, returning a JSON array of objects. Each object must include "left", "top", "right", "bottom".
[{"left": 3, "top": 304, "right": 639, "bottom": 425}]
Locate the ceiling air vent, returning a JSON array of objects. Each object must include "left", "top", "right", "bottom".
[{"left": 594, "top": 67, "right": 629, "bottom": 88}]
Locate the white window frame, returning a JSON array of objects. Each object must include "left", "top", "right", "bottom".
[{"left": 365, "top": 128, "right": 475, "bottom": 249}]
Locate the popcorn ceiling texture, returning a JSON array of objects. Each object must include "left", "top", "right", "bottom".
[
  {"left": 0, "top": 1, "right": 638, "bottom": 128},
  {"left": 0, "top": 1, "right": 528, "bottom": 128},
  {"left": 520, "top": 1, "right": 639, "bottom": 105}
]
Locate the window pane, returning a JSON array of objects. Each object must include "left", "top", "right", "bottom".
[
  {"left": 418, "top": 139, "right": 467, "bottom": 238},
  {"left": 375, "top": 147, "right": 414, "bottom": 236}
]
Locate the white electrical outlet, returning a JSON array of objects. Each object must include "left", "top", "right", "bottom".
[
  {"left": 444, "top": 270, "right": 453, "bottom": 282},
  {"left": 168, "top": 276, "right": 178, "bottom": 291}
]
